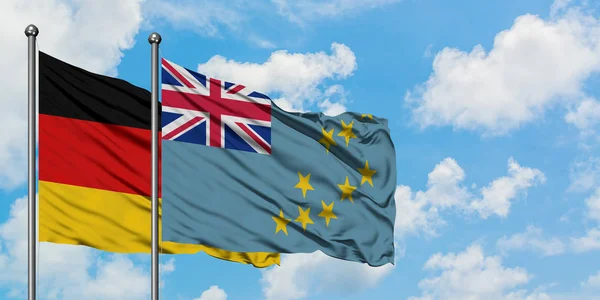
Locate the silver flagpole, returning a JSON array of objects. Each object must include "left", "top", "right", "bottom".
[
  {"left": 148, "top": 32, "right": 162, "bottom": 300},
  {"left": 25, "top": 24, "right": 39, "bottom": 300}
]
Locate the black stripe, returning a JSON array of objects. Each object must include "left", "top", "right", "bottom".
[{"left": 39, "top": 51, "right": 161, "bottom": 129}]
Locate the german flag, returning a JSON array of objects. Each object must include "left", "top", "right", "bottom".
[{"left": 38, "top": 51, "right": 279, "bottom": 267}]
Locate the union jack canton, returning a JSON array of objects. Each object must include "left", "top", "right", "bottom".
[{"left": 161, "top": 59, "right": 272, "bottom": 155}]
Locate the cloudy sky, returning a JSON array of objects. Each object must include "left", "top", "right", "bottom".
[{"left": 1, "top": 0, "right": 600, "bottom": 299}]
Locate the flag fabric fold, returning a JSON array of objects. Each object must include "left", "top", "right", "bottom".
[
  {"left": 161, "top": 59, "right": 397, "bottom": 267},
  {"left": 38, "top": 51, "right": 280, "bottom": 268}
]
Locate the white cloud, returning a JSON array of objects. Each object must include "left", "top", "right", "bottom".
[
  {"left": 147, "top": 0, "right": 401, "bottom": 38},
  {"left": 422, "top": 157, "right": 471, "bottom": 209},
  {"left": 143, "top": 0, "right": 243, "bottom": 37},
  {"left": 259, "top": 251, "right": 394, "bottom": 300},
  {"left": 585, "top": 188, "right": 600, "bottom": 222},
  {"left": 272, "top": 98, "right": 305, "bottom": 113},
  {"left": 0, "top": 0, "right": 145, "bottom": 189},
  {"left": 76, "top": 255, "right": 149, "bottom": 300},
  {"left": 496, "top": 225, "right": 566, "bottom": 256},
  {"left": 569, "top": 157, "right": 600, "bottom": 192},
  {"left": 0, "top": 196, "right": 173, "bottom": 299},
  {"left": 160, "top": 257, "right": 176, "bottom": 273},
  {"left": 424, "top": 44, "right": 434, "bottom": 58},
  {"left": 197, "top": 43, "right": 356, "bottom": 112},
  {"left": 393, "top": 185, "right": 444, "bottom": 238},
  {"left": 565, "top": 97, "right": 600, "bottom": 134},
  {"left": 581, "top": 270, "right": 600, "bottom": 289},
  {"left": 318, "top": 99, "right": 347, "bottom": 116},
  {"left": 272, "top": 0, "right": 401, "bottom": 25},
  {"left": 317, "top": 85, "right": 348, "bottom": 116},
  {"left": 409, "top": 244, "right": 532, "bottom": 300},
  {"left": 142, "top": 0, "right": 279, "bottom": 49},
  {"left": 550, "top": 0, "right": 574, "bottom": 17},
  {"left": 248, "top": 35, "right": 277, "bottom": 49},
  {"left": 406, "top": 4, "right": 600, "bottom": 135},
  {"left": 571, "top": 188, "right": 600, "bottom": 253},
  {"left": 194, "top": 285, "right": 228, "bottom": 300},
  {"left": 395, "top": 157, "right": 545, "bottom": 237},
  {"left": 469, "top": 158, "right": 546, "bottom": 219},
  {"left": 394, "top": 157, "right": 469, "bottom": 238},
  {"left": 571, "top": 228, "right": 600, "bottom": 253},
  {"left": 504, "top": 289, "right": 552, "bottom": 300}
]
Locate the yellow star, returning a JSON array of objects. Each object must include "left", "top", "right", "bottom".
[
  {"left": 337, "top": 176, "right": 357, "bottom": 203},
  {"left": 294, "top": 172, "right": 314, "bottom": 198},
  {"left": 361, "top": 114, "right": 373, "bottom": 120},
  {"left": 272, "top": 209, "right": 291, "bottom": 235},
  {"left": 337, "top": 120, "right": 357, "bottom": 146},
  {"left": 318, "top": 128, "right": 337, "bottom": 153},
  {"left": 358, "top": 160, "right": 377, "bottom": 187},
  {"left": 295, "top": 206, "right": 314, "bottom": 231},
  {"left": 317, "top": 201, "right": 337, "bottom": 227}
]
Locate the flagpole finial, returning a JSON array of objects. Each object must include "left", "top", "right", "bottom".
[
  {"left": 24, "top": 24, "right": 39, "bottom": 37},
  {"left": 148, "top": 32, "right": 162, "bottom": 44}
]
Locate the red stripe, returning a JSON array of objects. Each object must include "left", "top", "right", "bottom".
[
  {"left": 227, "top": 84, "right": 245, "bottom": 94},
  {"left": 39, "top": 114, "right": 162, "bottom": 197},
  {"left": 163, "top": 116, "right": 204, "bottom": 140},
  {"left": 162, "top": 59, "right": 195, "bottom": 88},
  {"left": 236, "top": 122, "right": 272, "bottom": 154},
  {"left": 162, "top": 90, "right": 271, "bottom": 121},
  {"left": 209, "top": 78, "right": 223, "bottom": 147}
]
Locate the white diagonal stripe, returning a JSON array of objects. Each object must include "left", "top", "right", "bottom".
[
  {"left": 162, "top": 107, "right": 209, "bottom": 138},
  {"left": 223, "top": 117, "right": 270, "bottom": 155},
  {"left": 163, "top": 59, "right": 206, "bottom": 89}
]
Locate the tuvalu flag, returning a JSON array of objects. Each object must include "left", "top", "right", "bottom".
[
  {"left": 38, "top": 51, "right": 279, "bottom": 267},
  {"left": 160, "top": 59, "right": 397, "bottom": 266}
]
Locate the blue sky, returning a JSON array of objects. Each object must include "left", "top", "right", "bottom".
[{"left": 1, "top": 0, "right": 600, "bottom": 299}]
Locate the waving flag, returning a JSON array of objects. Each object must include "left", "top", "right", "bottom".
[{"left": 161, "top": 59, "right": 397, "bottom": 267}]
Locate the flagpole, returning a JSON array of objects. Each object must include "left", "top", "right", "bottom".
[
  {"left": 25, "top": 24, "right": 39, "bottom": 300},
  {"left": 149, "top": 32, "right": 162, "bottom": 300}
]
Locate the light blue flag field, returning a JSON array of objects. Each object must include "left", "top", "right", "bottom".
[{"left": 160, "top": 58, "right": 397, "bottom": 266}]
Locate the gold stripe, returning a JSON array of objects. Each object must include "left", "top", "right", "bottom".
[{"left": 39, "top": 181, "right": 280, "bottom": 268}]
